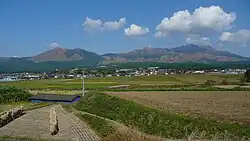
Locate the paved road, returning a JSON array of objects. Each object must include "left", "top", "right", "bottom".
[{"left": 0, "top": 105, "right": 100, "bottom": 141}]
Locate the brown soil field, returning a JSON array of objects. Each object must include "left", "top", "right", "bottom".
[{"left": 107, "top": 91, "right": 250, "bottom": 124}]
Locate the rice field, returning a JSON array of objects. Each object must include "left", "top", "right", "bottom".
[
  {"left": 0, "top": 74, "right": 243, "bottom": 90},
  {"left": 108, "top": 91, "right": 250, "bottom": 124}
]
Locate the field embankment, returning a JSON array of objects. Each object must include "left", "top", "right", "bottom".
[
  {"left": 76, "top": 113, "right": 116, "bottom": 138},
  {"left": 73, "top": 93, "right": 250, "bottom": 140},
  {"left": 63, "top": 104, "right": 167, "bottom": 141}
]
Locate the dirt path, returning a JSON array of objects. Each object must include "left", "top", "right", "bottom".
[{"left": 0, "top": 105, "right": 100, "bottom": 141}]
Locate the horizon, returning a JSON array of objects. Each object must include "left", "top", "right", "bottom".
[{"left": 1, "top": 0, "right": 250, "bottom": 57}]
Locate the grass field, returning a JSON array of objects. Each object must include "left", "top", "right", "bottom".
[
  {"left": 108, "top": 91, "right": 250, "bottom": 124},
  {"left": 0, "top": 74, "right": 243, "bottom": 90}
]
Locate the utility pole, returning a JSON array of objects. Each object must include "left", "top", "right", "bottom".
[
  {"left": 82, "top": 71, "right": 85, "bottom": 97},
  {"left": 82, "top": 79, "right": 84, "bottom": 97}
]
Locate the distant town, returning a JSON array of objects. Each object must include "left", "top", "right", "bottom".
[{"left": 0, "top": 67, "right": 247, "bottom": 82}]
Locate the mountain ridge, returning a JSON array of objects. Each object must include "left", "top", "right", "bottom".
[
  {"left": 0, "top": 44, "right": 249, "bottom": 72},
  {"left": 31, "top": 47, "right": 102, "bottom": 62},
  {"left": 102, "top": 44, "right": 249, "bottom": 64}
]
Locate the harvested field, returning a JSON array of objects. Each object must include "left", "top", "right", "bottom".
[
  {"left": 108, "top": 91, "right": 250, "bottom": 124},
  {"left": 0, "top": 105, "right": 100, "bottom": 141}
]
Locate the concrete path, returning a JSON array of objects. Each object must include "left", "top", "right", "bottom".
[{"left": 0, "top": 105, "right": 100, "bottom": 141}]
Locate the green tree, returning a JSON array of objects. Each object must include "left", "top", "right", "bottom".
[{"left": 245, "top": 69, "right": 250, "bottom": 82}]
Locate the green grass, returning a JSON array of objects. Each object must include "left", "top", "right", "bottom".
[
  {"left": 0, "top": 74, "right": 242, "bottom": 90},
  {"left": 173, "top": 74, "right": 241, "bottom": 84},
  {"left": 74, "top": 93, "right": 250, "bottom": 140},
  {"left": 62, "top": 104, "right": 115, "bottom": 138},
  {"left": 76, "top": 113, "right": 116, "bottom": 138},
  {"left": 62, "top": 104, "right": 75, "bottom": 113}
]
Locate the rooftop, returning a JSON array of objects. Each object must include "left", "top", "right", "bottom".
[{"left": 28, "top": 93, "right": 80, "bottom": 102}]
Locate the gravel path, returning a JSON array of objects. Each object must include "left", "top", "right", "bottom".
[{"left": 0, "top": 105, "right": 100, "bottom": 141}]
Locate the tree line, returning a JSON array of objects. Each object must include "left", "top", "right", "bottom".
[{"left": 244, "top": 69, "right": 250, "bottom": 83}]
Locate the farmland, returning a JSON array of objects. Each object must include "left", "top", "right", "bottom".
[
  {"left": 1, "top": 74, "right": 250, "bottom": 140},
  {"left": 0, "top": 74, "right": 245, "bottom": 90},
  {"left": 73, "top": 92, "right": 250, "bottom": 140},
  {"left": 108, "top": 91, "right": 250, "bottom": 124}
]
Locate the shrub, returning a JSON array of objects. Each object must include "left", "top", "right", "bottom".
[
  {"left": 244, "top": 69, "right": 250, "bottom": 82},
  {"left": 240, "top": 77, "right": 247, "bottom": 83},
  {"left": 0, "top": 86, "right": 32, "bottom": 104}
]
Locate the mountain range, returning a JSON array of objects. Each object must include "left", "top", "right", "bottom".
[
  {"left": 0, "top": 44, "right": 249, "bottom": 72},
  {"left": 102, "top": 44, "right": 248, "bottom": 64}
]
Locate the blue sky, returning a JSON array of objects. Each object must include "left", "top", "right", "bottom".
[{"left": 0, "top": 0, "right": 250, "bottom": 57}]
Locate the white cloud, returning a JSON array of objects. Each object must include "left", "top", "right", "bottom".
[
  {"left": 124, "top": 24, "right": 149, "bottom": 36},
  {"left": 49, "top": 42, "right": 61, "bottom": 48},
  {"left": 103, "top": 17, "right": 126, "bottom": 30},
  {"left": 154, "top": 31, "right": 167, "bottom": 37},
  {"left": 82, "top": 17, "right": 126, "bottom": 31},
  {"left": 156, "top": 10, "right": 192, "bottom": 33},
  {"left": 192, "top": 6, "right": 236, "bottom": 31},
  {"left": 220, "top": 29, "right": 250, "bottom": 43},
  {"left": 185, "top": 34, "right": 211, "bottom": 45},
  {"left": 156, "top": 5, "right": 236, "bottom": 36},
  {"left": 82, "top": 17, "right": 102, "bottom": 30}
]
